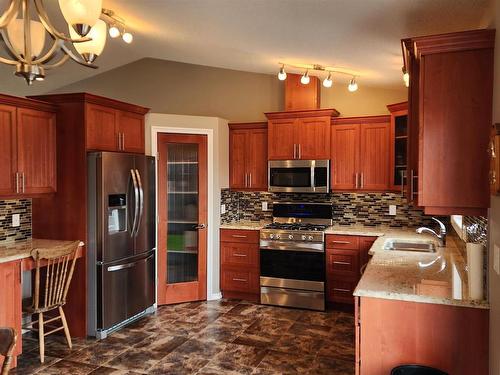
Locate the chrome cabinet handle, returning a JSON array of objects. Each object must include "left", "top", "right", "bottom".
[
  {"left": 233, "top": 253, "right": 247, "bottom": 257},
  {"left": 331, "top": 240, "right": 351, "bottom": 244},
  {"left": 360, "top": 172, "right": 364, "bottom": 189},
  {"left": 333, "top": 288, "right": 351, "bottom": 293},
  {"left": 231, "top": 234, "right": 247, "bottom": 238},
  {"left": 21, "top": 173, "right": 25, "bottom": 193},
  {"left": 333, "top": 261, "right": 351, "bottom": 266},
  {"left": 195, "top": 223, "right": 207, "bottom": 230},
  {"left": 122, "top": 133, "right": 125, "bottom": 150},
  {"left": 298, "top": 144, "right": 301, "bottom": 159},
  {"left": 293, "top": 144, "right": 297, "bottom": 159},
  {"left": 355, "top": 173, "right": 359, "bottom": 189},
  {"left": 15, "top": 172, "right": 19, "bottom": 194},
  {"left": 232, "top": 278, "right": 247, "bottom": 282},
  {"left": 249, "top": 173, "right": 252, "bottom": 188}
]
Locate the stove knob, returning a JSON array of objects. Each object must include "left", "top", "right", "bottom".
[
  {"left": 288, "top": 234, "right": 294, "bottom": 240},
  {"left": 276, "top": 234, "right": 281, "bottom": 239},
  {"left": 269, "top": 234, "right": 274, "bottom": 239},
  {"left": 307, "top": 235, "right": 314, "bottom": 241},
  {"left": 301, "top": 235, "right": 307, "bottom": 240}
]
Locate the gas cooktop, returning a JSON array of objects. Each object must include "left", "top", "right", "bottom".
[{"left": 263, "top": 223, "right": 329, "bottom": 231}]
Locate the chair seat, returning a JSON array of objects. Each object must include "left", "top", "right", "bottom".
[{"left": 22, "top": 298, "right": 64, "bottom": 314}]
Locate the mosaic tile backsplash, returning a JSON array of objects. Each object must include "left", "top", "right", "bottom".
[
  {"left": 0, "top": 199, "right": 32, "bottom": 243},
  {"left": 221, "top": 189, "right": 442, "bottom": 228}
]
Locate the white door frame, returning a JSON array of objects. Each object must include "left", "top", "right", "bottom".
[{"left": 151, "top": 125, "right": 218, "bottom": 302}]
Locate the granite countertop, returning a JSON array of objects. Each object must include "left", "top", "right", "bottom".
[
  {"left": 0, "top": 239, "right": 85, "bottom": 264},
  {"left": 354, "top": 232, "right": 489, "bottom": 309},
  {"left": 220, "top": 221, "right": 269, "bottom": 230}
]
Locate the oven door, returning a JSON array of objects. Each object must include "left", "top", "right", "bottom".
[{"left": 268, "top": 160, "right": 329, "bottom": 193}]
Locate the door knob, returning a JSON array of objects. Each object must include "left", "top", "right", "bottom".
[{"left": 194, "top": 223, "right": 207, "bottom": 230}]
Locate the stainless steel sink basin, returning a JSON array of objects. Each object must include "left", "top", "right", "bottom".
[{"left": 383, "top": 239, "right": 436, "bottom": 253}]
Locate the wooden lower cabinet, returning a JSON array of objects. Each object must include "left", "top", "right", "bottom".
[
  {"left": 326, "top": 234, "right": 377, "bottom": 304},
  {"left": 355, "top": 296, "right": 489, "bottom": 375},
  {"left": 0, "top": 261, "right": 22, "bottom": 369},
  {"left": 220, "top": 229, "right": 260, "bottom": 302}
]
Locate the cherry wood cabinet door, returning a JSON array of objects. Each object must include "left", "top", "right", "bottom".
[
  {"left": 229, "top": 130, "right": 247, "bottom": 189},
  {"left": 117, "top": 111, "right": 145, "bottom": 153},
  {"left": 297, "top": 116, "right": 331, "bottom": 159},
  {"left": 16, "top": 108, "right": 56, "bottom": 194},
  {"left": 0, "top": 105, "right": 17, "bottom": 196},
  {"left": 268, "top": 118, "right": 297, "bottom": 160},
  {"left": 359, "top": 122, "right": 390, "bottom": 191},
  {"left": 246, "top": 128, "right": 268, "bottom": 190},
  {"left": 331, "top": 124, "right": 360, "bottom": 190},
  {"left": 86, "top": 103, "right": 117, "bottom": 151},
  {"left": 0, "top": 261, "right": 22, "bottom": 369},
  {"left": 359, "top": 236, "right": 377, "bottom": 270}
]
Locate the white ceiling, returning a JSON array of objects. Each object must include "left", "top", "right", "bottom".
[{"left": 0, "top": 0, "right": 492, "bottom": 96}]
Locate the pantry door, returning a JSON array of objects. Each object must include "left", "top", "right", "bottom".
[{"left": 157, "top": 133, "right": 208, "bottom": 304}]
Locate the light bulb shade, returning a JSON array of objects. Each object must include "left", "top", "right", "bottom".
[
  {"left": 278, "top": 67, "right": 287, "bottom": 81},
  {"left": 109, "top": 26, "right": 120, "bottom": 38},
  {"left": 59, "top": 0, "right": 103, "bottom": 36},
  {"left": 403, "top": 72, "right": 410, "bottom": 87},
  {"left": 122, "top": 32, "right": 133, "bottom": 44},
  {"left": 323, "top": 73, "right": 332, "bottom": 88},
  {"left": 300, "top": 72, "right": 310, "bottom": 85},
  {"left": 7, "top": 19, "right": 46, "bottom": 59},
  {"left": 348, "top": 78, "right": 358, "bottom": 92},
  {"left": 70, "top": 19, "right": 107, "bottom": 62}
]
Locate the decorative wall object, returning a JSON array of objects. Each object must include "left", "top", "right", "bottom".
[{"left": 0, "top": 199, "right": 31, "bottom": 243}]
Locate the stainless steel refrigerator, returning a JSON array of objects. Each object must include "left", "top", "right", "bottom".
[{"left": 87, "top": 152, "right": 156, "bottom": 338}]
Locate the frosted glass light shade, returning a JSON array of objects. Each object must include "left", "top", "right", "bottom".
[
  {"left": 300, "top": 71, "right": 310, "bottom": 85},
  {"left": 348, "top": 78, "right": 358, "bottom": 92},
  {"left": 7, "top": 19, "right": 46, "bottom": 59},
  {"left": 70, "top": 19, "right": 107, "bottom": 62},
  {"left": 59, "top": 0, "right": 102, "bottom": 35}
]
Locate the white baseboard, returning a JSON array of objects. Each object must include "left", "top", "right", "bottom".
[{"left": 207, "top": 292, "right": 222, "bottom": 301}]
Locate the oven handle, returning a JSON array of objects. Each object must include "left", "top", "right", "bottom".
[{"left": 260, "top": 243, "right": 325, "bottom": 253}]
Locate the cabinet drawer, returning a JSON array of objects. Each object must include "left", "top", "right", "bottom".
[
  {"left": 326, "top": 235, "right": 359, "bottom": 250},
  {"left": 221, "top": 267, "right": 259, "bottom": 293},
  {"left": 327, "top": 249, "right": 359, "bottom": 277},
  {"left": 326, "top": 278, "right": 357, "bottom": 304},
  {"left": 221, "top": 242, "right": 259, "bottom": 267},
  {"left": 220, "top": 229, "right": 259, "bottom": 244}
]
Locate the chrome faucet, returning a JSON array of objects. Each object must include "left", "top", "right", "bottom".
[{"left": 416, "top": 217, "right": 447, "bottom": 247}]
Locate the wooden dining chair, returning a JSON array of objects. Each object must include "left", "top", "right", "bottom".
[
  {"left": 23, "top": 241, "right": 80, "bottom": 363},
  {"left": 0, "top": 327, "right": 17, "bottom": 375}
]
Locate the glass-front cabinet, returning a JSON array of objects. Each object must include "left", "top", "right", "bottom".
[{"left": 388, "top": 102, "right": 409, "bottom": 193}]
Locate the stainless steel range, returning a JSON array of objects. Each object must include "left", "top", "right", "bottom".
[{"left": 260, "top": 202, "right": 333, "bottom": 311}]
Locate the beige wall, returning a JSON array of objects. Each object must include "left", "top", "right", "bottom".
[
  {"left": 51, "top": 58, "right": 407, "bottom": 121},
  {"left": 490, "top": 0, "right": 500, "bottom": 372}
]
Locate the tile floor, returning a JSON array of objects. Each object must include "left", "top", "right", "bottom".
[{"left": 13, "top": 300, "right": 355, "bottom": 375}]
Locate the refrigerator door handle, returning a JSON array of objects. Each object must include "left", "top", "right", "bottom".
[
  {"left": 106, "top": 252, "right": 154, "bottom": 272},
  {"left": 130, "top": 169, "right": 140, "bottom": 237},
  {"left": 134, "top": 169, "right": 144, "bottom": 237}
]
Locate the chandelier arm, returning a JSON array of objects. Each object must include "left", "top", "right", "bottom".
[
  {"left": 41, "top": 53, "right": 70, "bottom": 69},
  {"left": 59, "top": 43, "right": 98, "bottom": 68},
  {"left": 32, "top": 38, "right": 62, "bottom": 64},
  {"left": 22, "top": 0, "right": 33, "bottom": 63},
  {"left": 0, "top": 29, "right": 27, "bottom": 63},
  {"left": 34, "top": 0, "right": 92, "bottom": 43},
  {"left": 0, "top": 55, "right": 18, "bottom": 65},
  {"left": 0, "top": 0, "right": 20, "bottom": 29}
]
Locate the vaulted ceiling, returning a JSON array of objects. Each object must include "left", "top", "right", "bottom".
[{"left": 0, "top": 0, "right": 492, "bottom": 96}]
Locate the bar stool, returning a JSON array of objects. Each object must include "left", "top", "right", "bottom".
[
  {"left": 23, "top": 241, "right": 80, "bottom": 363},
  {"left": 0, "top": 327, "right": 17, "bottom": 375}
]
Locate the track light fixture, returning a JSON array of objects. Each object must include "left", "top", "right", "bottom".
[
  {"left": 348, "top": 77, "right": 358, "bottom": 92},
  {"left": 278, "top": 63, "right": 360, "bottom": 92},
  {"left": 278, "top": 65, "right": 287, "bottom": 81},
  {"left": 323, "top": 72, "right": 333, "bottom": 88},
  {"left": 101, "top": 8, "right": 133, "bottom": 44},
  {"left": 300, "top": 70, "right": 310, "bottom": 85}
]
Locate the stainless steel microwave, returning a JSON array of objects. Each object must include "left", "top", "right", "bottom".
[{"left": 268, "top": 160, "right": 330, "bottom": 193}]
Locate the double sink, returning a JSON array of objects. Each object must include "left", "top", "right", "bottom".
[{"left": 383, "top": 238, "right": 436, "bottom": 253}]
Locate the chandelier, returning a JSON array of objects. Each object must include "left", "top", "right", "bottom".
[{"left": 0, "top": 0, "right": 130, "bottom": 85}]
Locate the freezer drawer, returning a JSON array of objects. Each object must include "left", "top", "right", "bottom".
[{"left": 98, "top": 251, "right": 155, "bottom": 330}]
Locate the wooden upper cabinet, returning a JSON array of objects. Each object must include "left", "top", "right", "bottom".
[
  {"left": 298, "top": 116, "right": 331, "bottom": 159},
  {"left": 86, "top": 103, "right": 117, "bottom": 151},
  {"left": 331, "top": 124, "right": 359, "bottom": 190},
  {"left": 0, "top": 95, "right": 57, "bottom": 198},
  {"left": 359, "top": 122, "right": 390, "bottom": 191},
  {"left": 404, "top": 29, "right": 495, "bottom": 215},
  {"left": 267, "top": 118, "right": 296, "bottom": 160},
  {"left": 332, "top": 116, "right": 390, "bottom": 192},
  {"left": 17, "top": 108, "right": 57, "bottom": 194},
  {"left": 31, "top": 93, "right": 150, "bottom": 155},
  {"left": 118, "top": 111, "right": 145, "bottom": 153},
  {"left": 266, "top": 109, "right": 338, "bottom": 161},
  {"left": 284, "top": 73, "right": 320, "bottom": 111},
  {"left": 0, "top": 105, "right": 17, "bottom": 195},
  {"left": 229, "top": 122, "right": 268, "bottom": 191}
]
